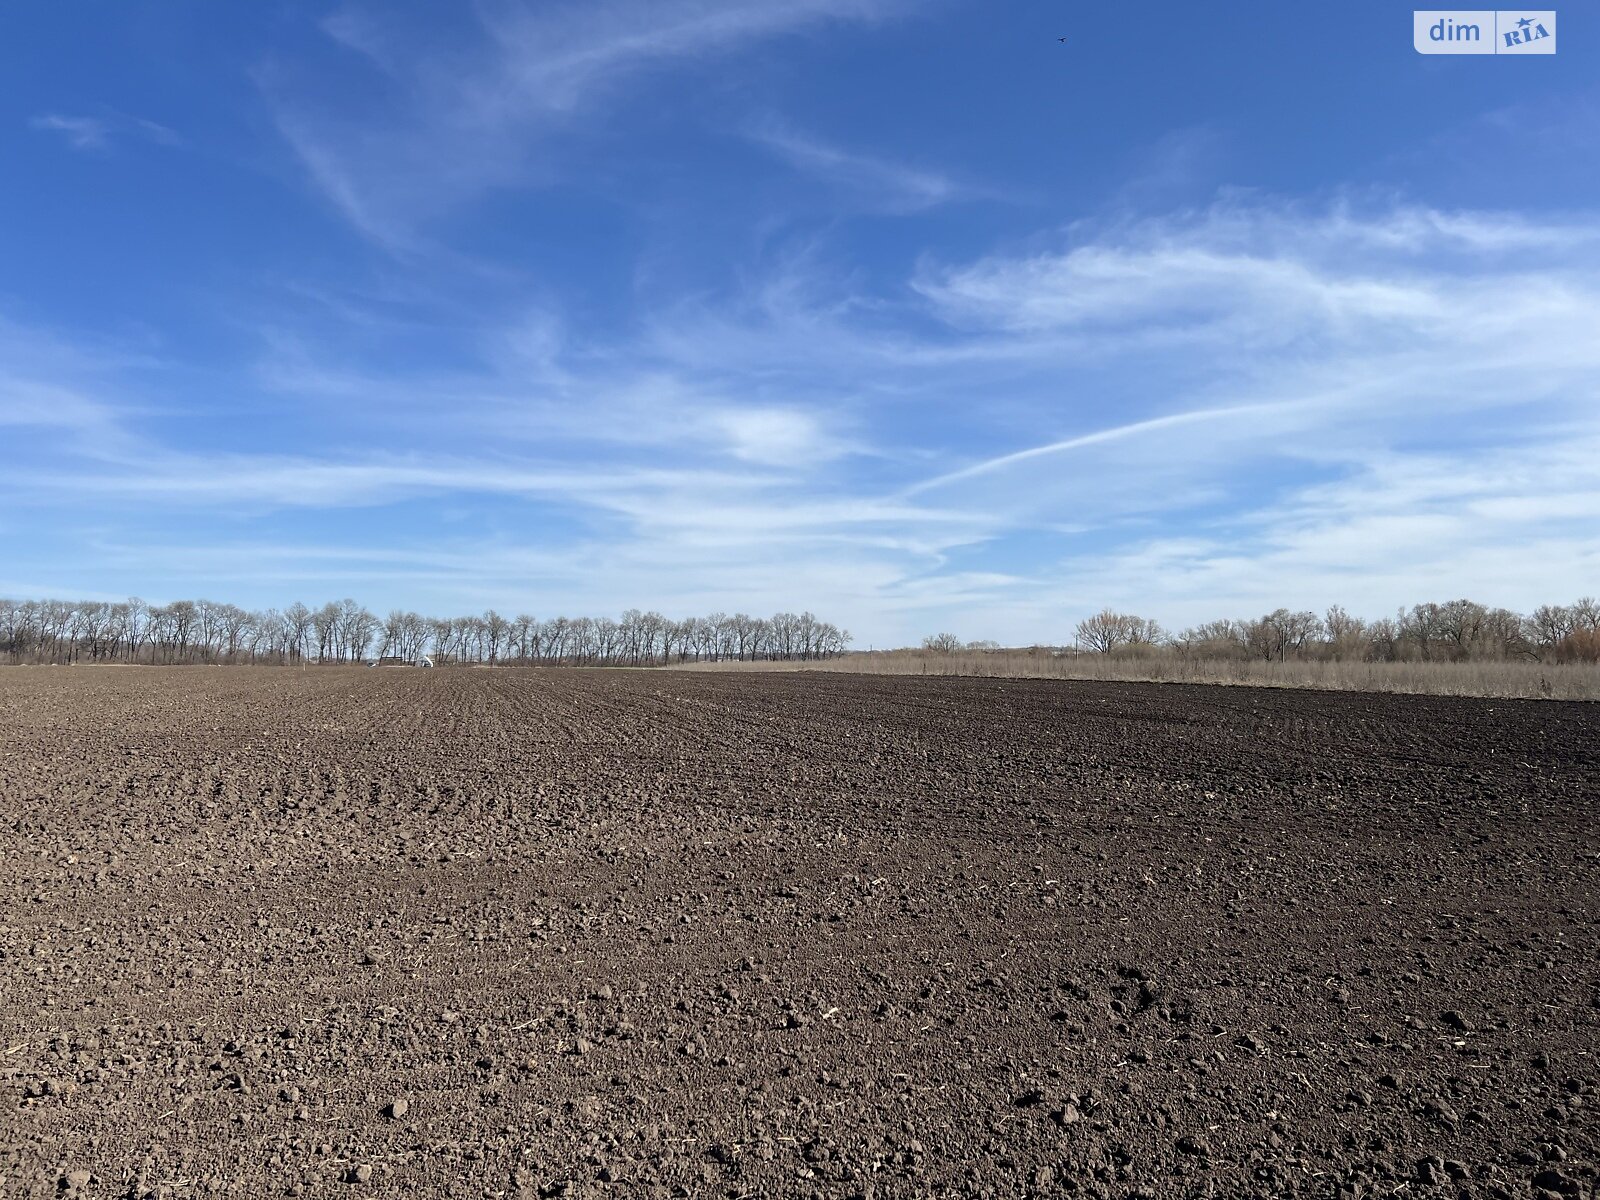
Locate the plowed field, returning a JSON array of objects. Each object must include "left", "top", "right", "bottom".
[{"left": 1, "top": 667, "right": 1596, "bottom": 1199}]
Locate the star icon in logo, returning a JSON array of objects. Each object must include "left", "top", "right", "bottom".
[{"left": 1516, "top": 15, "right": 1534, "bottom": 28}]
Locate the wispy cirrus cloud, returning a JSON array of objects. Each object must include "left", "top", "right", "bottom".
[
  {"left": 269, "top": 0, "right": 913, "bottom": 246},
  {"left": 824, "top": 200, "right": 1600, "bottom": 635},
  {"left": 1022, "top": 430, "right": 1600, "bottom": 629},
  {"left": 743, "top": 118, "right": 977, "bottom": 212},
  {"left": 7, "top": 198, "right": 1599, "bottom": 643},
  {"left": 30, "top": 111, "right": 180, "bottom": 152},
  {"left": 8, "top": 454, "right": 767, "bottom": 508},
  {"left": 901, "top": 403, "right": 1288, "bottom": 497},
  {"left": 912, "top": 201, "right": 1600, "bottom": 345}
]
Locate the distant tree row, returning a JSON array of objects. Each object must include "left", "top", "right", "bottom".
[
  {"left": 0, "top": 597, "right": 851, "bottom": 667},
  {"left": 1071, "top": 598, "right": 1600, "bottom": 664},
  {"left": 922, "top": 633, "right": 1000, "bottom": 653}
]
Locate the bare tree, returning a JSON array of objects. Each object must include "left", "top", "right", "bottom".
[
  {"left": 1243, "top": 609, "right": 1321, "bottom": 662},
  {"left": 512, "top": 614, "right": 535, "bottom": 663},
  {"left": 1174, "top": 619, "right": 1245, "bottom": 659},
  {"left": 284, "top": 603, "right": 313, "bottom": 663},
  {"left": 483, "top": 610, "right": 509, "bottom": 665},
  {"left": 1075, "top": 610, "right": 1163, "bottom": 654},
  {"left": 1322, "top": 605, "right": 1367, "bottom": 661},
  {"left": 1075, "top": 610, "right": 1124, "bottom": 654},
  {"left": 218, "top": 604, "right": 255, "bottom": 661}
]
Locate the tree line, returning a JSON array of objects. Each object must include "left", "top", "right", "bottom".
[
  {"left": 0, "top": 597, "right": 852, "bottom": 667},
  {"left": 1068, "top": 598, "right": 1600, "bottom": 664}
]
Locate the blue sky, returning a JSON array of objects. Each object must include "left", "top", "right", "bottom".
[{"left": 2, "top": 2, "right": 1596, "bottom": 646}]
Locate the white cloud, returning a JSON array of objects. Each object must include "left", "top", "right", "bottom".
[
  {"left": 6, "top": 199, "right": 1598, "bottom": 644},
  {"left": 1028, "top": 432, "right": 1600, "bottom": 632},
  {"left": 903, "top": 403, "right": 1286, "bottom": 496},
  {"left": 744, "top": 119, "right": 972, "bottom": 212},
  {"left": 921, "top": 244, "right": 1442, "bottom": 339},
  {"left": 8, "top": 453, "right": 770, "bottom": 510},
  {"left": 707, "top": 406, "right": 844, "bottom": 464},
  {"left": 468, "top": 0, "right": 903, "bottom": 113},
  {"left": 911, "top": 202, "right": 1600, "bottom": 347},
  {"left": 270, "top": 0, "right": 910, "bottom": 244},
  {"left": 893, "top": 202, "right": 1600, "bottom": 532},
  {"left": 30, "top": 114, "right": 109, "bottom": 150},
  {"left": 30, "top": 112, "right": 179, "bottom": 152}
]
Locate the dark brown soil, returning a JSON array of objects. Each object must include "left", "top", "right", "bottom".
[{"left": 1, "top": 667, "right": 1596, "bottom": 1200}]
